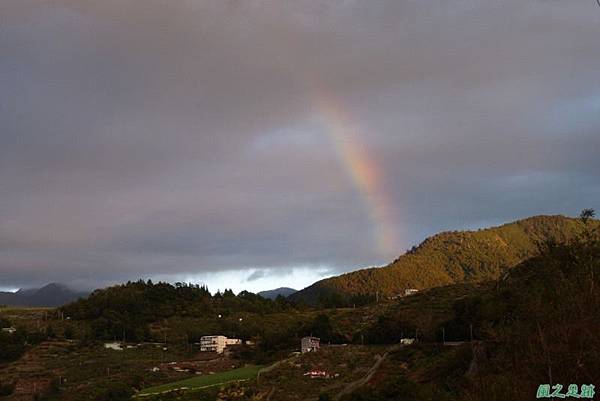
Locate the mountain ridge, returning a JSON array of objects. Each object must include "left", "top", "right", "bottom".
[
  {"left": 290, "top": 215, "right": 598, "bottom": 304},
  {"left": 257, "top": 287, "right": 297, "bottom": 300},
  {"left": 0, "top": 283, "right": 88, "bottom": 307}
]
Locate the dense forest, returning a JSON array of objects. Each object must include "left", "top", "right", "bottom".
[
  {"left": 61, "top": 282, "right": 298, "bottom": 342},
  {"left": 456, "top": 239, "right": 600, "bottom": 399}
]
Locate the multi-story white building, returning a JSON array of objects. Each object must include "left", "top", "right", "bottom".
[
  {"left": 200, "top": 335, "right": 241, "bottom": 354},
  {"left": 301, "top": 336, "right": 320, "bottom": 353}
]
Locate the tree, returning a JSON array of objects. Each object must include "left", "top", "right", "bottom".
[
  {"left": 63, "top": 326, "right": 74, "bottom": 340},
  {"left": 307, "top": 314, "right": 336, "bottom": 343},
  {"left": 580, "top": 208, "right": 596, "bottom": 223}
]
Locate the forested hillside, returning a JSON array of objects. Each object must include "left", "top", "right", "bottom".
[
  {"left": 291, "top": 215, "right": 598, "bottom": 305},
  {"left": 61, "top": 282, "right": 295, "bottom": 342},
  {"left": 340, "top": 226, "right": 600, "bottom": 401}
]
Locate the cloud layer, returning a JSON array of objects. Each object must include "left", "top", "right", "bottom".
[{"left": 1, "top": 0, "right": 599, "bottom": 291}]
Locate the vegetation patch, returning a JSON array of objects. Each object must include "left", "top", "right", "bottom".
[{"left": 136, "top": 365, "right": 263, "bottom": 397}]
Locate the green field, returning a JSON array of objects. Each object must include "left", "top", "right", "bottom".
[{"left": 136, "top": 365, "right": 263, "bottom": 396}]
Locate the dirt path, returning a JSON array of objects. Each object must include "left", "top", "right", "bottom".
[
  {"left": 256, "top": 354, "right": 299, "bottom": 383},
  {"left": 333, "top": 344, "right": 402, "bottom": 401},
  {"left": 466, "top": 342, "right": 484, "bottom": 376}
]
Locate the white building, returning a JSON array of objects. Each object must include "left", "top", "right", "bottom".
[
  {"left": 1, "top": 327, "right": 16, "bottom": 334},
  {"left": 104, "top": 342, "right": 123, "bottom": 351},
  {"left": 400, "top": 338, "right": 416, "bottom": 345},
  {"left": 404, "top": 288, "right": 419, "bottom": 296},
  {"left": 200, "top": 335, "right": 241, "bottom": 354},
  {"left": 301, "top": 336, "right": 320, "bottom": 353}
]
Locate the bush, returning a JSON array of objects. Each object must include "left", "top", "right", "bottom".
[
  {"left": 45, "top": 325, "right": 56, "bottom": 339},
  {"left": 95, "top": 383, "right": 133, "bottom": 401},
  {"left": 0, "top": 382, "right": 15, "bottom": 397},
  {"left": 0, "top": 331, "right": 26, "bottom": 362},
  {"left": 63, "top": 326, "right": 74, "bottom": 340}
]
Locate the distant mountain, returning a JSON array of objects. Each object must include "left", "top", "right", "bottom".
[
  {"left": 290, "top": 215, "right": 598, "bottom": 305},
  {"left": 0, "top": 283, "right": 88, "bottom": 307},
  {"left": 257, "top": 287, "right": 297, "bottom": 300}
]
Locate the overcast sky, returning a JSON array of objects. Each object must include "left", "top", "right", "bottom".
[{"left": 1, "top": 0, "right": 599, "bottom": 292}]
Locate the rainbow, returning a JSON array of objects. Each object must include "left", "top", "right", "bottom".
[{"left": 313, "top": 92, "right": 400, "bottom": 259}]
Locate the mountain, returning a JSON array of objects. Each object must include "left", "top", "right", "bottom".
[
  {"left": 0, "top": 283, "right": 88, "bottom": 307},
  {"left": 290, "top": 215, "right": 598, "bottom": 305},
  {"left": 257, "top": 287, "right": 297, "bottom": 300}
]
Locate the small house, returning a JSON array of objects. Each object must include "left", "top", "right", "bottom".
[
  {"left": 104, "top": 342, "right": 123, "bottom": 351},
  {"left": 301, "top": 336, "right": 320, "bottom": 353},
  {"left": 404, "top": 288, "right": 419, "bottom": 296}
]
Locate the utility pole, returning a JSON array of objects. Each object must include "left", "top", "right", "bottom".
[
  {"left": 442, "top": 327, "right": 445, "bottom": 345},
  {"left": 470, "top": 324, "right": 473, "bottom": 343}
]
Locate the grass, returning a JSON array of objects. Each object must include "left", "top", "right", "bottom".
[{"left": 136, "top": 365, "right": 263, "bottom": 396}]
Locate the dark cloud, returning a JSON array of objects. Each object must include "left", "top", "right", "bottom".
[
  {"left": 0, "top": 0, "right": 599, "bottom": 291},
  {"left": 246, "top": 270, "right": 266, "bottom": 282}
]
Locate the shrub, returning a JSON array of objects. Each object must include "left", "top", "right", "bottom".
[
  {"left": 95, "top": 383, "right": 133, "bottom": 401},
  {"left": 0, "top": 382, "right": 15, "bottom": 397}
]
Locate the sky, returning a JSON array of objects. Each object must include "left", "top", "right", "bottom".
[{"left": 1, "top": 0, "right": 599, "bottom": 293}]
